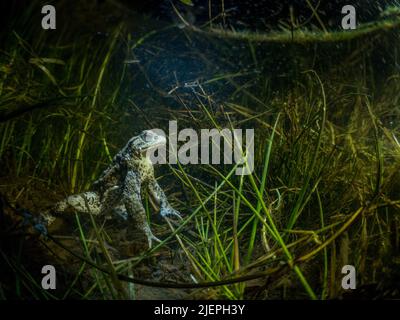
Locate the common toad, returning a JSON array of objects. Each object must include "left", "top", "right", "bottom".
[{"left": 44, "top": 130, "right": 181, "bottom": 248}]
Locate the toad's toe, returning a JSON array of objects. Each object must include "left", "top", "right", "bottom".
[{"left": 160, "top": 207, "right": 182, "bottom": 220}]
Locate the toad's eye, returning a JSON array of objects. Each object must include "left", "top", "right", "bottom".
[{"left": 143, "top": 131, "right": 152, "bottom": 142}]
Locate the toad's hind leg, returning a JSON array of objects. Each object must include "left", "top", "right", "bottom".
[
  {"left": 41, "top": 191, "right": 101, "bottom": 226},
  {"left": 54, "top": 191, "right": 102, "bottom": 215}
]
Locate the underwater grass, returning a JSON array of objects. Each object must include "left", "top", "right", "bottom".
[
  {"left": 189, "top": 6, "right": 400, "bottom": 44},
  {"left": 155, "top": 66, "right": 400, "bottom": 299}
]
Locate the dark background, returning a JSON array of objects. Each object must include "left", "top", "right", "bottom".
[{"left": 0, "top": 0, "right": 394, "bottom": 33}]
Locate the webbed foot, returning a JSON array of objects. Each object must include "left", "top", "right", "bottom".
[
  {"left": 33, "top": 223, "right": 49, "bottom": 237},
  {"left": 20, "top": 209, "right": 49, "bottom": 237},
  {"left": 160, "top": 206, "right": 182, "bottom": 220},
  {"left": 146, "top": 233, "right": 162, "bottom": 248}
]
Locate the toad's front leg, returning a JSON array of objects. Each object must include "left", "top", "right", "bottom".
[
  {"left": 148, "top": 180, "right": 182, "bottom": 219},
  {"left": 123, "top": 171, "right": 161, "bottom": 248}
]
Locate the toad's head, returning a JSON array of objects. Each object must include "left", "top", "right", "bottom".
[{"left": 130, "top": 130, "right": 166, "bottom": 155}]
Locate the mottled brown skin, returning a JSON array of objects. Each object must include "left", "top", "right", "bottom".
[{"left": 45, "top": 130, "right": 181, "bottom": 248}]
